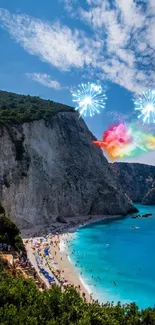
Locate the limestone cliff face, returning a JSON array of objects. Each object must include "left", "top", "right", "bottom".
[
  {"left": 0, "top": 112, "right": 136, "bottom": 229},
  {"left": 111, "top": 162, "right": 155, "bottom": 203},
  {"left": 143, "top": 188, "right": 155, "bottom": 205}
]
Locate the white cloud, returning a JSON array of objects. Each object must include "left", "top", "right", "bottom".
[
  {"left": 148, "top": 0, "right": 155, "bottom": 12},
  {"left": 137, "top": 43, "right": 147, "bottom": 52},
  {"left": 86, "top": 0, "right": 102, "bottom": 5},
  {"left": 0, "top": 8, "right": 100, "bottom": 71},
  {"left": 0, "top": 3, "right": 154, "bottom": 93},
  {"left": 60, "top": 0, "right": 73, "bottom": 12},
  {"left": 61, "top": 0, "right": 79, "bottom": 11},
  {"left": 26, "top": 73, "right": 62, "bottom": 89},
  {"left": 117, "top": 49, "right": 135, "bottom": 67},
  {"left": 116, "top": 0, "right": 145, "bottom": 28},
  {"left": 146, "top": 19, "right": 155, "bottom": 49},
  {"left": 78, "top": 0, "right": 155, "bottom": 92}
]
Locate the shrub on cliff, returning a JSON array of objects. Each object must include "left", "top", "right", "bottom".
[
  {"left": 0, "top": 203, "right": 5, "bottom": 214},
  {"left": 0, "top": 215, "right": 26, "bottom": 254},
  {"left": 0, "top": 90, "right": 74, "bottom": 125}
]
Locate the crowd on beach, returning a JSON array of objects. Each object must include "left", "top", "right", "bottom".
[
  {"left": 24, "top": 235, "right": 66, "bottom": 288},
  {"left": 23, "top": 222, "right": 116, "bottom": 302},
  {"left": 24, "top": 231, "right": 86, "bottom": 292},
  {"left": 22, "top": 221, "right": 96, "bottom": 301},
  {"left": 23, "top": 215, "right": 140, "bottom": 301},
  {"left": 0, "top": 211, "right": 147, "bottom": 307}
]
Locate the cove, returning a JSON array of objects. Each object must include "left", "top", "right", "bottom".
[{"left": 68, "top": 204, "right": 155, "bottom": 309}]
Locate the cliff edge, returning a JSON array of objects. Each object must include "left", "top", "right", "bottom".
[
  {"left": 0, "top": 91, "right": 136, "bottom": 229},
  {"left": 111, "top": 162, "right": 155, "bottom": 203}
]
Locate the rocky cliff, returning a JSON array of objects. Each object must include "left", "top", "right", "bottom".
[
  {"left": 0, "top": 92, "right": 137, "bottom": 229},
  {"left": 111, "top": 162, "right": 155, "bottom": 203},
  {"left": 143, "top": 187, "right": 155, "bottom": 205}
]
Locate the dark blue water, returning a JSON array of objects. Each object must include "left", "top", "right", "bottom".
[{"left": 68, "top": 204, "right": 155, "bottom": 309}]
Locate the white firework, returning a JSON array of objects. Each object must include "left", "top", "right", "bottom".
[
  {"left": 134, "top": 89, "right": 155, "bottom": 123},
  {"left": 71, "top": 82, "right": 107, "bottom": 117}
]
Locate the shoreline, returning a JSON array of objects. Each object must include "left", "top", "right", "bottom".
[{"left": 22, "top": 213, "right": 125, "bottom": 302}]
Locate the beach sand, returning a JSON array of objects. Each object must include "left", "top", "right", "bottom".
[
  {"left": 22, "top": 214, "right": 123, "bottom": 302},
  {"left": 50, "top": 232, "right": 92, "bottom": 301}
]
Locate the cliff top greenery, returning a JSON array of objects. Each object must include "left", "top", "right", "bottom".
[
  {"left": 1, "top": 256, "right": 155, "bottom": 325},
  {"left": 0, "top": 90, "right": 74, "bottom": 125}
]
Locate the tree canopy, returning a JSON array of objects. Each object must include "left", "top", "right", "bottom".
[
  {"left": 0, "top": 214, "right": 26, "bottom": 254},
  {"left": 0, "top": 256, "right": 155, "bottom": 325},
  {"left": 0, "top": 90, "right": 74, "bottom": 125}
]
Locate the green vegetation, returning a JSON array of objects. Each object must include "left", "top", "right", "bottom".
[
  {"left": 0, "top": 214, "right": 26, "bottom": 254},
  {"left": 0, "top": 202, "right": 5, "bottom": 214},
  {"left": 0, "top": 90, "right": 74, "bottom": 125},
  {"left": 0, "top": 257, "right": 155, "bottom": 324}
]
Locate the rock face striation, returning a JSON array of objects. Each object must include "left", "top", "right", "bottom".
[
  {"left": 111, "top": 162, "right": 155, "bottom": 203},
  {"left": 0, "top": 111, "right": 137, "bottom": 229},
  {"left": 142, "top": 188, "right": 155, "bottom": 205}
]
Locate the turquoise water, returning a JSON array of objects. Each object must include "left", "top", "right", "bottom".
[{"left": 68, "top": 204, "right": 155, "bottom": 309}]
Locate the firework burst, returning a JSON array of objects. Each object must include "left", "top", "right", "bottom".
[
  {"left": 134, "top": 89, "right": 155, "bottom": 123},
  {"left": 71, "top": 82, "right": 107, "bottom": 117}
]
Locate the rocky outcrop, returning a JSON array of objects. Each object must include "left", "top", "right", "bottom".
[
  {"left": 111, "top": 162, "right": 155, "bottom": 203},
  {"left": 142, "top": 187, "right": 155, "bottom": 205},
  {"left": 56, "top": 215, "right": 67, "bottom": 223},
  {"left": 0, "top": 111, "right": 137, "bottom": 229}
]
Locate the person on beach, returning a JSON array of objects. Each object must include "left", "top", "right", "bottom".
[{"left": 33, "top": 270, "right": 37, "bottom": 280}]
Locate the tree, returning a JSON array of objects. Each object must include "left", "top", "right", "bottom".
[{"left": 0, "top": 216, "right": 26, "bottom": 254}]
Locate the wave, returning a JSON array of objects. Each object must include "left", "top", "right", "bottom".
[
  {"left": 68, "top": 255, "right": 72, "bottom": 263},
  {"left": 79, "top": 275, "right": 92, "bottom": 295},
  {"left": 67, "top": 251, "right": 94, "bottom": 296},
  {"left": 59, "top": 239, "right": 66, "bottom": 252}
]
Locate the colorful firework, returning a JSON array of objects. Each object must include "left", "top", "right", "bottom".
[
  {"left": 92, "top": 122, "right": 155, "bottom": 161},
  {"left": 134, "top": 89, "right": 155, "bottom": 123},
  {"left": 71, "top": 82, "right": 107, "bottom": 117}
]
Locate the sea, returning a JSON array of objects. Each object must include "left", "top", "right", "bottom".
[{"left": 67, "top": 204, "right": 155, "bottom": 309}]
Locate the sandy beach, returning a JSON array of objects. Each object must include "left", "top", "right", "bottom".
[{"left": 22, "top": 214, "right": 123, "bottom": 302}]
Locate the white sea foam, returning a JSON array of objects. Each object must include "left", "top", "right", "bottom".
[
  {"left": 79, "top": 276, "right": 92, "bottom": 295},
  {"left": 59, "top": 238, "right": 66, "bottom": 252},
  {"left": 67, "top": 251, "right": 93, "bottom": 296},
  {"left": 68, "top": 255, "right": 72, "bottom": 263}
]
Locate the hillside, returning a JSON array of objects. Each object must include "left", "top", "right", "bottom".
[
  {"left": 0, "top": 90, "right": 74, "bottom": 125},
  {"left": 0, "top": 90, "right": 137, "bottom": 229},
  {"left": 143, "top": 187, "right": 155, "bottom": 205},
  {"left": 111, "top": 162, "right": 155, "bottom": 203},
  {"left": 1, "top": 254, "right": 155, "bottom": 325}
]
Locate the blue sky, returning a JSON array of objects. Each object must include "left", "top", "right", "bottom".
[{"left": 0, "top": 0, "right": 154, "bottom": 164}]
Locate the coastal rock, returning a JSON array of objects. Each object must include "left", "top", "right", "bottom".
[
  {"left": 142, "top": 188, "right": 155, "bottom": 205},
  {"left": 111, "top": 162, "right": 155, "bottom": 203},
  {"left": 132, "top": 213, "right": 152, "bottom": 218},
  {"left": 0, "top": 110, "right": 137, "bottom": 229},
  {"left": 56, "top": 216, "right": 67, "bottom": 224}
]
